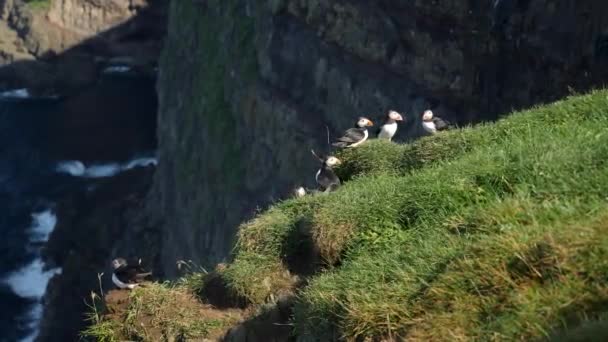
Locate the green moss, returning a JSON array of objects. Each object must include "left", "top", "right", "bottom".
[{"left": 24, "top": 0, "right": 50, "bottom": 11}]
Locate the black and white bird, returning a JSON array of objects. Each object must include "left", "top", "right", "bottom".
[
  {"left": 332, "top": 117, "right": 374, "bottom": 148},
  {"left": 312, "top": 150, "right": 341, "bottom": 192},
  {"left": 111, "top": 258, "right": 152, "bottom": 290},
  {"left": 377, "top": 110, "right": 404, "bottom": 141},
  {"left": 421, "top": 110, "right": 450, "bottom": 134}
]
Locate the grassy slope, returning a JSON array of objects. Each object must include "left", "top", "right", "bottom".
[
  {"left": 225, "top": 90, "right": 608, "bottom": 340},
  {"left": 85, "top": 91, "right": 608, "bottom": 341}
]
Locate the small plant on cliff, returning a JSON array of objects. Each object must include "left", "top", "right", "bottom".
[
  {"left": 81, "top": 292, "right": 120, "bottom": 342},
  {"left": 24, "top": 0, "right": 50, "bottom": 11}
]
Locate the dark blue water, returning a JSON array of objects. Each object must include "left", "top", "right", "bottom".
[{"left": 0, "top": 72, "right": 157, "bottom": 341}]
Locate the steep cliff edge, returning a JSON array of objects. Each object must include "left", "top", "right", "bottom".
[
  {"left": 87, "top": 90, "right": 608, "bottom": 341},
  {"left": 153, "top": 0, "right": 608, "bottom": 276}
]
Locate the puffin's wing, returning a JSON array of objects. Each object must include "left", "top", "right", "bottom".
[
  {"left": 337, "top": 128, "right": 365, "bottom": 143},
  {"left": 433, "top": 117, "right": 450, "bottom": 131},
  {"left": 133, "top": 272, "right": 153, "bottom": 281},
  {"left": 317, "top": 169, "right": 341, "bottom": 190},
  {"left": 119, "top": 265, "right": 152, "bottom": 283}
]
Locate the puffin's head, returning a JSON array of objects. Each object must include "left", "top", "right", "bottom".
[
  {"left": 112, "top": 258, "right": 127, "bottom": 270},
  {"left": 388, "top": 110, "right": 404, "bottom": 121},
  {"left": 422, "top": 110, "right": 434, "bottom": 122},
  {"left": 357, "top": 117, "right": 374, "bottom": 128},
  {"left": 293, "top": 186, "right": 306, "bottom": 197},
  {"left": 324, "top": 156, "right": 342, "bottom": 168}
]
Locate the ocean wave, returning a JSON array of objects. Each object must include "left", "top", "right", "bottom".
[
  {"left": 2, "top": 209, "right": 61, "bottom": 342},
  {"left": 56, "top": 156, "right": 158, "bottom": 178},
  {"left": 5, "top": 259, "right": 62, "bottom": 342},
  {"left": 4, "top": 259, "right": 62, "bottom": 300},
  {"left": 0, "top": 89, "right": 30, "bottom": 99}
]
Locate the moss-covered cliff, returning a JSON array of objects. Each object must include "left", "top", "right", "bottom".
[{"left": 153, "top": 0, "right": 608, "bottom": 276}]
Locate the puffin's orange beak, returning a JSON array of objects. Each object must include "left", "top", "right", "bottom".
[
  {"left": 396, "top": 115, "right": 403, "bottom": 121},
  {"left": 366, "top": 120, "right": 374, "bottom": 126}
]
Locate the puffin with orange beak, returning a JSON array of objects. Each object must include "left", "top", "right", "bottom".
[
  {"left": 377, "top": 110, "right": 404, "bottom": 141},
  {"left": 332, "top": 117, "right": 374, "bottom": 148}
]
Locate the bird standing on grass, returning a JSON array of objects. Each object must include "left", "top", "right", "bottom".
[
  {"left": 421, "top": 110, "right": 450, "bottom": 134},
  {"left": 111, "top": 258, "right": 152, "bottom": 290},
  {"left": 332, "top": 117, "right": 374, "bottom": 148},
  {"left": 312, "top": 150, "right": 342, "bottom": 192},
  {"left": 377, "top": 110, "right": 404, "bottom": 140},
  {"left": 293, "top": 186, "right": 307, "bottom": 198}
]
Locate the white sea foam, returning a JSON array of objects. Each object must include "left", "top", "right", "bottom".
[
  {"left": 4, "top": 259, "right": 62, "bottom": 299},
  {"left": 56, "top": 156, "right": 158, "bottom": 178},
  {"left": 55, "top": 161, "right": 86, "bottom": 176},
  {"left": 6, "top": 260, "right": 62, "bottom": 342},
  {"left": 3, "top": 209, "right": 61, "bottom": 342},
  {"left": 0, "top": 88, "right": 30, "bottom": 99},
  {"left": 29, "top": 210, "right": 58, "bottom": 243},
  {"left": 123, "top": 157, "right": 158, "bottom": 170},
  {"left": 84, "top": 163, "right": 122, "bottom": 178},
  {"left": 20, "top": 304, "right": 43, "bottom": 342},
  {"left": 102, "top": 65, "right": 132, "bottom": 74}
]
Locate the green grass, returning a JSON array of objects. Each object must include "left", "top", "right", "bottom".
[
  {"left": 86, "top": 91, "right": 608, "bottom": 340},
  {"left": 82, "top": 282, "right": 242, "bottom": 341},
  {"left": 222, "top": 90, "right": 608, "bottom": 340}
]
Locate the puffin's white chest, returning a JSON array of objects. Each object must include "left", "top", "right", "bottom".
[
  {"left": 378, "top": 123, "right": 398, "bottom": 140},
  {"left": 422, "top": 121, "right": 436, "bottom": 134},
  {"left": 112, "top": 273, "right": 138, "bottom": 289},
  {"left": 348, "top": 129, "right": 369, "bottom": 147}
]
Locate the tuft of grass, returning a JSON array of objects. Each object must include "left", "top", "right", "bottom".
[
  {"left": 81, "top": 292, "right": 121, "bottom": 342},
  {"left": 83, "top": 283, "right": 242, "bottom": 341}
]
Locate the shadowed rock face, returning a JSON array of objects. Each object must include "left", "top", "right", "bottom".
[
  {"left": 0, "top": 0, "right": 167, "bottom": 93},
  {"left": 152, "top": 0, "right": 608, "bottom": 277}
]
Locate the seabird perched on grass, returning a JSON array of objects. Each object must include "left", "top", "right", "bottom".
[
  {"left": 422, "top": 110, "right": 450, "bottom": 134},
  {"left": 332, "top": 117, "right": 374, "bottom": 148},
  {"left": 293, "top": 186, "right": 307, "bottom": 198},
  {"left": 377, "top": 110, "right": 404, "bottom": 141},
  {"left": 312, "top": 150, "right": 341, "bottom": 192},
  {"left": 111, "top": 258, "right": 152, "bottom": 290}
]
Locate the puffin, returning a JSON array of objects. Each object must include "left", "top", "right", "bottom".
[
  {"left": 332, "top": 117, "right": 374, "bottom": 148},
  {"left": 377, "top": 110, "right": 404, "bottom": 141},
  {"left": 421, "top": 110, "right": 450, "bottom": 134},
  {"left": 312, "top": 150, "right": 341, "bottom": 192},
  {"left": 111, "top": 258, "right": 152, "bottom": 290},
  {"left": 293, "top": 186, "right": 307, "bottom": 198}
]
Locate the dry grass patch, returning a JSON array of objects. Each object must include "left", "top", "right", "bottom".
[{"left": 83, "top": 284, "right": 244, "bottom": 341}]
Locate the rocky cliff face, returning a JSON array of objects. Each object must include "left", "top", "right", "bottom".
[
  {"left": 0, "top": 0, "right": 166, "bottom": 93},
  {"left": 153, "top": 0, "right": 608, "bottom": 276}
]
